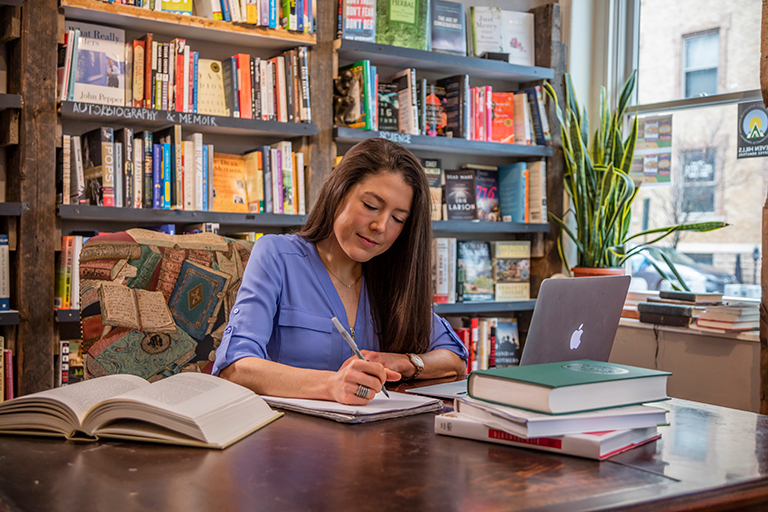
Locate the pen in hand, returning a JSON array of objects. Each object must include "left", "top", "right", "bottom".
[{"left": 331, "top": 316, "right": 391, "bottom": 398}]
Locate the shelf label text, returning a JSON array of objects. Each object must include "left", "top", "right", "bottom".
[{"left": 378, "top": 131, "right": 411, "bottom": 144}]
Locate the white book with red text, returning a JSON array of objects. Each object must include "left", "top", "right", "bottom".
[{"left": 435, "top": 412, "right": 660, "bottom": 460}]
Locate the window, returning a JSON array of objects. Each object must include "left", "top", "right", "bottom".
[
  {"left": 622, "top": 0, "right": 762, "bottom": 294},
  {"left": 680, "top": 149, "right": 716, "bottom": 213},
  {"left": 686, "top": 253, "right": 714, "bottom": 266},
  {"left": 683, "top": 31, "right": 719, "bottom": 99}
]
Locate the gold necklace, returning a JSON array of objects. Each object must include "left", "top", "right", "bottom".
[{"left": 326, "top": 266, "right": 361, "bottom": 288}]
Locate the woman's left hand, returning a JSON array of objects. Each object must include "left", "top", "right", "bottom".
[{"left": 359, "top": 351, "right": 415, "bottom": 378}]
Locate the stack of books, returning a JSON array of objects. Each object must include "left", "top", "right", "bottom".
[
  {"left": 636, "top": 291, "right": 723, "bottom": 327},
  {"left": 435, "top": 360, "right": 670, "bottom": 460},
  {"left": 693, "top": 302, "right": 759, "bottom": 332}
]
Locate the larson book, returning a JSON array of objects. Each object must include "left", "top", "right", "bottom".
[
  {"left": 0, "top": 373, "right": 281, "bottom": 449},
  {"left": 444, "top": 169, "right": 476, "bottom": 220}
]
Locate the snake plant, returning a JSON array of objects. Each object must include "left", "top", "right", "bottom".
[{"left": 542, "top": 71, "right": 727, "bottom": 289}]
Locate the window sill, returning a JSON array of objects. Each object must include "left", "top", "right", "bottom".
[{"left": 618, "top": 317, "right": 758, "bottom": 343}]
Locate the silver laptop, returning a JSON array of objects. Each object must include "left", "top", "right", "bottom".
[{"left": 407, "top": 275, "right": 631, "bottom": 399}]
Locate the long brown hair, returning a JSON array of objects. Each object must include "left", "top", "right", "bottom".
[{"left": 298, "top": 138, "right": 432, "bottom": 354}]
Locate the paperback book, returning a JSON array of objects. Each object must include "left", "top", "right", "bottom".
[
  {"left": 421, "top": 158, "right": 443, "bottom": 220},
  {"left": 473, "top": 169, "right": 501, "bottom": 222},
  {"left": 378, "top": 82, "right": 399, "bottom": 132},
  {"left": 376, "top": 0, "right": 430, "bottom": 50},
  {"left": 457, "top": 240, "right": 493, "bottom": 302},
  {"left": 339, "top": 0, "right": 377, "bottom": 42},
  {"left": 65, "top": 21, "right": 126, "bottom": 106},
  {"left": 430, "top": 0, "right": 466, "bottom": 55},
  {"left": 492, "top": 241, "right": 530, "bottom": 301}
]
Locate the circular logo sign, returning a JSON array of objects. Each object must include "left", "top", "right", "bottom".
[
  {"left": 739, "top": 106, "right": 768, "bottom": 145},
  {"left": 562, "top": 363, "right": 629, "bottom": 375}
]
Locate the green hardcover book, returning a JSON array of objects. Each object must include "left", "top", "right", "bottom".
[
  {"left": 338, "top": 60, "right": 372, "bottom": 129},
  {"left": 468, "top": 360, "right": 671, "bottom": 415},
  {"left": 376, "top": 0, "right": 431, "bottom": 50}
]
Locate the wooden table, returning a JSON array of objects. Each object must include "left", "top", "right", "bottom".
[{"left": 0, "top": 396, "right": 766, "bottom": 511}]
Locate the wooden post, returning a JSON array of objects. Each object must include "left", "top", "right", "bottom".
[
  {"left": 307, "top": 0, "right": 335, "bottom": 209},
  {"left": 762, "top": 0, "right": 768, "bottom": 106},
  {"left": 527, "top": 3, "right": 567, "bottom": 296},
  {"left": 7, "top": 0, "right": 58, "bottom": 395}
]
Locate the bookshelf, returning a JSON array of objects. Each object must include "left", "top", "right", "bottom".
[
  {"left": 60, "top": 0, "right": 316, "bottom": 49},
  {"left": 9, "top": 0, "right": 564, "bottom": 394},
  {"left": 61, "top": 102, "right": 318, "bottom": 138},
  {"left": 334, "top": 127, "right": 553, "bottom": 157},
  {"left": 332, "top": 4, "right": 566, "bottom": 321},
  {"left": 58, "top": 204, "right": 308, "bottom": 235}
]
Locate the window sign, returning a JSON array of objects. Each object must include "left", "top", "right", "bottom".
[
  {"left": 683, "top": 31, "right": 719, "bottom": 99},
  {"left": 630, "top": 115, "right": 673, "bottom": 185},
  {"left": 737, "top": 100, "right": 768, "bottom": 159}
]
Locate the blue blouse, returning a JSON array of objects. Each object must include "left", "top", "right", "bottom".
[{"left": 212, "top": 234, "right": 467, "bottom": 375}]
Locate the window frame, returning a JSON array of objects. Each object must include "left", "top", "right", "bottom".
[{"left": 681, "top": 29, "right": 720, "bottom": 99}]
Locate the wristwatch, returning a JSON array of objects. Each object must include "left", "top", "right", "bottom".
[{"left": 406, "top": 353, "right": 424, "bottom": 380}]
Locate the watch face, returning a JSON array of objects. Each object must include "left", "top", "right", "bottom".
[{"left": 410, "top": 354, "right": 424, "bottom": 369}]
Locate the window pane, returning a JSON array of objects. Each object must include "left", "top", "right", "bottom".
[
  {"left": 631, "top": 104, "right": 763, "bottom": 292},
  {"left": 684, "top": 33, "right": 718, "bottom": 70},
  {"left": 684, "top": 69, "right": 718, "bottom": 98},
  {"left": 637, "top": 0, "right": 760, "bottom": 104}
]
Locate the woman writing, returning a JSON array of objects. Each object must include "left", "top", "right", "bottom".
[{"left": 213, "top": 138, "right": 467, "bottom": 404}]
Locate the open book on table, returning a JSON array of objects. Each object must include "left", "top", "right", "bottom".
[
  {"left": 263, "top": 392, "right": 444, "bottom": 423},
  {"left": 0, "top": 373, "right": 282, "bottom": 449}
]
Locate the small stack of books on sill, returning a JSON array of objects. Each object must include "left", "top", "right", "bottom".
[
  {"left": 692, "top": 301, "right": 759, "bottom": 333},
  {"left": 435, "top": 360, "right": 670, "bottom": 460},
  {"left": 635, "top": 291, "right": 723, "bottom": 327}
]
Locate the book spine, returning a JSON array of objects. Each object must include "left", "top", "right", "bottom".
[
  {"left": 192, "top": 52, "right": 199, "bottom": 114},
  {"left": 102, "top": 136, "right": 116, "bottom": 207},
  {"left": 71, "top": 236, "right": 82, "bottom": 310},
  {"left": 132, "top": 39, "right": 145, "bottom": 108},
  {"left": 202, "top": 143, "right": 209, "bottom": 211},
  {"left": 133, "top": 137, "right": 143, "bottom": 208},
  {"left": 298, "top": 46, "right": 311, "bottom": 123},
  {"left": 0, "top": 336, "right": 4, "bottom": 402},
  {"left": 163, "top": 143, "right": 172, "bottom": 209},
  {"left": 142, "top": 133, "right": 153, "bottom": 209},
  {"left": 296, "top": 151, "right": 305, "bottom": 215},
  {"left": 62, "top": 135, "right": 71, "bottom": 205},
  {"left": 152, "top": 143, "right": 162, "bottom": 208},
  {"left": 174, "top": 125, "right": 183, "bottom": 209},
  {"left": 4, "top": 349, "right": 12, "bottom": 400},
  {"left": 262, "top": 146, "right": 272, "bottom": 213},
  {"left": 143, "top": 35, "right": 153, "bottom": 109},
  {"left": 114, "top": 142, "right": 123, "bottom": 208},
  {"left": 0, "top": 235, "right": 8, "bottom": 312}
]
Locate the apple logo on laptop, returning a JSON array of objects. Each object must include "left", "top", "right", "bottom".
[{"left": 569, "top": 324, "right": 584, "bottom": 350}]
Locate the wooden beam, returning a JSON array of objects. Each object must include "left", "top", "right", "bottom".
[
  {"left": 307, "top": 0, "right": 334, "bottom": 209},
  {"left": 0, "top": 110, "right": 19, "bottom": 147},
  {"left": 7, "top": 0, "right": 58, "bottom": 395},
  {"left": 762, "top": 0, "right": 768, "bottom": 106},
  {"left": 527, "top": 3, "right": 567, "bottom": 296},
  {"left": 0, "top": 6, "right": 21, "bottom": 43},
  {"left": 762, "top": 193, "right": 768, "bottom": 414}
]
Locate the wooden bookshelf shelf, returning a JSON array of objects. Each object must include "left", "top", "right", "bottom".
[
  {"left": 0, "top": 310, "right": 19, "bottom": 326},
  {"left": 433, "top": 220, "right": 549, "bottom": 235},
  {"left": 0, "top": 203, "right": 22, "bottom": 216},
  {"left": 0, "top": 0, "right": 23, "bottom": 5},
  {"left": 56, "top": 309, "right": 80, "bottom": 323},
  {"left": 61, "top": 102, "right": 317, "bottom": 138},
  {"left": 58, "top": 204, "right": 307, "bottom": 235},
  {"left": 60, "top": 0, "right": 315, "bottom": 50},
  {"left": 0, "top": 94, "right": 21, "bottom": 111},
  {"left": 433, "top": 300, "right": 536, "bottom": 315},
  {"left": 336, "top": 40, "right": 554, "bottom": 82},
  {"left": 334, "top": 127, "right": 553, "bottom": 157}
]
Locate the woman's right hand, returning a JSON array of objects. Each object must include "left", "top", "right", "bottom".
[{"left": 326, "top": 358, "right": 401, "bottom": 405}]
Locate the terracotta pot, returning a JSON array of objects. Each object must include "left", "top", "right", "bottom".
[{"left": 570, "top": 267, "right": 626, "bottom": 278}]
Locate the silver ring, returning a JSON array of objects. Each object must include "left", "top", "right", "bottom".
[{"left": 356, "top": 385, "right": 370, "bottom": 398}]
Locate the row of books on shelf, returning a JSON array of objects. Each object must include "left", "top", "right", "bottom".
[
  {"left": 55, "top": 340, "right": 85, "bottom": 388},
  {"left": 59, "top": 20, "right": 312, "bottom": 122},
  {"left": 623, "top": 290, "right": 759, "bottom": 332},
  {"left": 433, "top": 240, "right": 530, "bottom": 304},
  {"left": 0, "top": 338, "right": 13, "bottom": 401},
  {"left": 90, "top": 0, "right": 314, "bottom": 31},
  {"left": 446, "top": 316, "right": 521, "bottom": 374},
  {"left": 435, "top": 359, "right": 670, "bottom": 460},
  {"left": 339, "top": 1, "right": 535, "bottom": 67},
  {"left": 58, "top": 126, "right": 306, "bottom": 215},
  {"left": 339, "top": 61, "right": 550, "bottom": 145},
  {"left": 423, "top": 159, "right": 546, "bottom": 223}
]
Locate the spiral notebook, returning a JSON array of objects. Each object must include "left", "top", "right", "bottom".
[{"left": 262, "top": 392, "right": 443, "bottom": 423}]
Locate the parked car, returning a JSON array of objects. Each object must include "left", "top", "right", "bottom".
[{"left": 629, "top": 247, "right": 737, "bottom": 293}]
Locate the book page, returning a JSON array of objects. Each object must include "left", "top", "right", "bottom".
[
  {"left": 7, "top": 374, "right": 149, "bottom": 427},
  {"left": 84, "top": 373, "right": 279, "bottom": 446},
  {"left": 135, "top": 289, "right": 177, "bottom": 333},
  {"left": 99, "top": 283, "right": 140, "bottom": 330}
]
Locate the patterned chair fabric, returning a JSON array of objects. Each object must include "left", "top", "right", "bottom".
[{"left": 79, "top": 228, "right": 252, "bottom": 381}]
